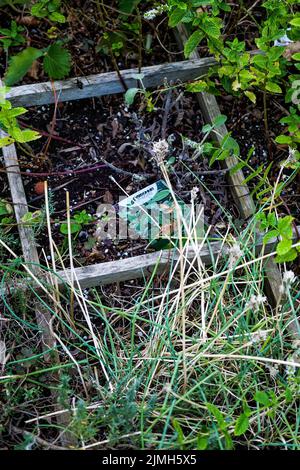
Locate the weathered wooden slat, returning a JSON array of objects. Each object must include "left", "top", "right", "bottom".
[
  {"left": 175, "top": 24, "right": 255, "bottom": 220},
  {"left": 7, "top": 58, "right": 216, "bottom": 107},
  {"left": 1, "top": 230, "right": 296, "bottom": 295},
  {"left": 54, "top": 231, "right": 293, "bottom": 290},
  {"left": 1, "top": 80, "right": 76, "bottom": 446}
]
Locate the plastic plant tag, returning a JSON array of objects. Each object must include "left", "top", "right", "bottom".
[{"left": 118, "top": 180, "right": 203, "bottom": 250}]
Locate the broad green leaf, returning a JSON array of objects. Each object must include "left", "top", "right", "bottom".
[
  {"left": 124, "top": 87, "right": 140, "bottom": 105},
  {"left": 186, "top": 80, "right": 208, "bottom": 92},
  {"left": 49, "top": 12, "right": 66, "bottom": 23},
  {"left": 43, "top": 43, "right": 71, "bottom": 79},
  {"left": 275, "top": 135, "right": 292, "bottom": 144},
  {"left": 184, "top": 30, "right": 204, "bottom": 58},
  {"left": 277, "top": 216, "right": 294, "bottom": 238},
  {"left": 202, "top": 16, "right": 221, "bottom": 39},
  {"left": 266, "top": 81, "right": 282, "bottom": 93},
  {"left": 275, "top": 248, "right": 298, "bottom": 263},
  {"left": 234, "top": 414, "right": 249, "bottom": 436},
  {"left": 197, "top": 435, "right": 208, "bottom": 450},
  {"left": 263, "top": 230, "right": 279, "bottom": 244},
  {"left": 292, "top": 53, "right": 300, "bottom": 61},
  {"left": 60, "top": 221, "right": 82, "bottom": 235},
  {"left": 276, "top": 238, "right": 292, "bottom": 256},
  {"left": 118, "top": 0, "right": 141, "bottom": 15},
  {"left": 213, "top": 114, "right": 227, "bottom": 128},
  {"left": 206, "top": 403, "right": 226, "bottom": 430},
  {"left": 169, "top": 7, "right": 187, "bottom": 27},
  {"left": 254, "top": 391, "right": 271, "bottom": 406},
  {"left": 0, "top": 136, "right": 14, "bottom": 148},
  {"left": 244, "top": 90, "right": 256, "bottom": 104},
  {"left": 290, "top": 18, "right": 300, "bottom": 28},
  {"left": 4, "top": 47, "right": 43, "bottom": 86}
]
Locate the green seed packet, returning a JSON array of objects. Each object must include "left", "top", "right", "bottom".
[{"left": 118, "top": 180, "right": 203, "bottom": 250}]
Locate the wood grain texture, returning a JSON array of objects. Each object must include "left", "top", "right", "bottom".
[
  {"left": 7, "top": 58, "right": 216, "bottom": 107},
  {"left": 55, "top": 232, "right": 284, "bottom": 290}
]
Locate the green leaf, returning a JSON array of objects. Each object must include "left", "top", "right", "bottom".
[
  {"left": 169, "top": 7, "right": 187, "bottom": 27},
  {"left": 118, "top": 0, "right": 141, "bottom": 15},
  {"left": 277, "top": 216, "right": 294, "bottom": 238},
  {"left": 275, "top": 135, "right": 292, "bottom": 144},
  {"left": 263, "top": 229, "right": 278, "bottom": 244},
  {"left": 275, "top": 248, "right": 298, "bottom": 263},
  {"left": 4, "top": 47, "right": 43, "bottom": 86},
  {"left": 124, "top": 87, "right": 140, "bottom": 106},
  {"left": 290, "top": 18, "right": 300, "bottom": 28},
  {"left": 213, "top": 114, "right": 227, "bottom": 128},
  {"left": 266, "top": 81, "right": 282, "bottom": 93},
  {"left": 43, "top": 43, "right": 71, "bottom": 79},
  {"left": 0, "top": 136, "right": 14, "bottom": 148},
  {"left": 276, "top": 238, "right": 292, "bottom": 256},
  {"left": 254, "top": 391, "right": 271, "bottom": 407},
  {"left": 202, "top": 16, "right": 221, "bottom": 39},
  {"left": 197, "top": 435, "right": 208, "bottom": 450},
  {"left": 186, "top": 80, "right": 208, "bottom": 92},
  {"left": 60, "top": 221, "right": 82, "bottom": 235},
  {"left": 206, "top": 403, "right": 226, "bottom": 430},
  {"left": 244, "top": 90, "right": 256, "bottom": 104},
  {"left": 184, "top": 30, "right": 204, "bottom": 58},
  {"left": 49, "top": 12, "right": 66, "bottom": 23},
  {"left": 234, "top": 414, "right": 249, "bottom": 436},
  {"left": 292, "top": 53, "right": 300, "bottom": 61}
]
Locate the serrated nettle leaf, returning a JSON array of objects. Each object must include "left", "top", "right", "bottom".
[
  {"left": 169, "top": 7, "right": 187, "bottom": 27},
  {"left": 43, "top": 43, "right": 71, "bottom": 79},
  {"left": 124, "top": 87, "right": 141, "bottom": 105},
  {"left": 254, "top": 391, "right": 272, "bottom": 407},
  {"left": 263, "top": 229, "right": 279, "bottom": 244},
  {"left": 234, "top": 414, "right": 250, "bottom": 436},
  {"left": 277, "top": 215, "right": 294, "bottom": 238},
  {"left": 4, "top": 47, "right": 44, "bottom": 86},
  {"left": 184, "top": 30, "right": 204, "bottom": 58},
  {"left": 275, "top": 248, "right": 298, "bottom": 263},
  {"left": 276, "top": 238, "right": 292, "bottom": 256}
]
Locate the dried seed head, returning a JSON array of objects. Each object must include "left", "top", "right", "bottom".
[
  {"left": 190, "top": 187, "right": 199, "bottom": 202},
  {"left": 246, "top": 294, "right": 267, "bottom": 312},
  {"left": 228, "top": 242, "right": 243, "bottom": 266},
  {"left": 279, "top": 270, "right": 296, "bottom": 295},
  {"left": 152, "top": 139, "right": 169, "bottom": 164}
]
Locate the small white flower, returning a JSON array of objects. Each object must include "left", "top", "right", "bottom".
[
  {"left": 246, "top": 294, "right": 267, "bottom": 312},
  {"left": 144, "top": 5, "right": 168, "bottom": 20},
  {"left": 152, "top": 139, "right": 169, "bottom": 164}
]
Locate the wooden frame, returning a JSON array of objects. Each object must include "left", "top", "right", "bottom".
[{"left": 1, "top": 51, "right": 297, "bottom": 320}]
